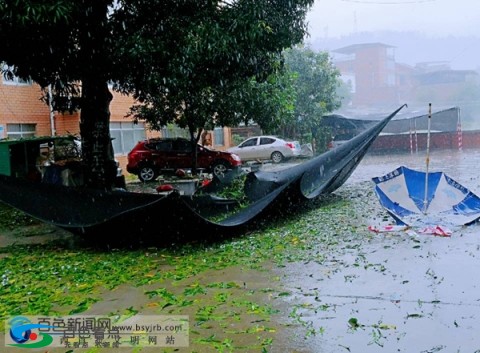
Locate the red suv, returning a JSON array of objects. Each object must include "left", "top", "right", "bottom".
[{"left": 127, "top": 137, "right": 242, "bottom": 182}]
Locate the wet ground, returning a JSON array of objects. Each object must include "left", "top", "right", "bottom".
[
  {"left": 270, "top": 148, "right": 480, "bottom": 352},
  {"left": 3, "top": 149, "right": 480, "bottom": 352},
  {"left": 347, "top": 148, "right": 480, "bottom": 191}
]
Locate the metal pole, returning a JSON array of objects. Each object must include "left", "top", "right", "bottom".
[
  {"left": 48, "top": 85, "right": 56, "bottom": 136},
  {"left": 409, "top": 119, "right": 413, "bottom": 154},
  {"left": 423, "top": 103, "right": 432, "bottom": 214},
  {"left": 457, "top": 107, "right": 462, "bottom": 151},
  {"left": 414, "top": 118, "right": 418, "bottom": 153}
]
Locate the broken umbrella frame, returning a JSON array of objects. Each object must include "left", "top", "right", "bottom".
[
  {"left": 373, "top": 166, "right": 480, "bottom": 228},
  {"left": 372, "top": 104, "right": 480, "bottom": 229}
]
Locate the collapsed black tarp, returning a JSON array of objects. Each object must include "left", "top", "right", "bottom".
[{"left": 0, "top": 105, "right": 406, "bottom": 242}]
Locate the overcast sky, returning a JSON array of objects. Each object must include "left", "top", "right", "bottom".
[{"left": 306, "top": 0, "right": 480, "bottom": 39}]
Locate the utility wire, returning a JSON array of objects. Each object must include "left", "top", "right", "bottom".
[{"left": 341, "top": 0, "right": 436, "bottom": 4}]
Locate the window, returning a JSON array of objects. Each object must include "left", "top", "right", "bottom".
[
  {"left": 153, "top": 140, "right": 172, "bottom": 152},
  {"left": 173, "top": 139, "right": 192, "bottom": 153},
  {"left": 260, "top": 137, "right": 275, "bottom": 145},
  {"left": 110, "top": 121, "right": 146, "bottom": 155},
  {"left": 241, "top": 138, "right": 257, "bottom": 148},
  {"left": 7, "top": 124, "right": 36, "bottom": 139},
  {"left": 214, "top": 127, "right": 224, "bottom": 146}
]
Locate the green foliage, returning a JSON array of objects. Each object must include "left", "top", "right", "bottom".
[
  {"left": 238, "top": 72, "right": 297, "bottom": 135},
  {"left": 336, "top": 78, "right": 353, "bottom": 107},
  {"left": 0, "top": 203, "right": 37, "bottom": 229},
  {"left": 0, "top": 183, "right": 377, "bottom": 349},
  {"left": 231, "top": 134, "right": 245, "bottom": 146},
  {"left": 348, "top": 317, "right": 361, "bottom": 329},
  {"left": 122, "top": 1, "right": 314, "bottom": 145},
  {"left": 215, "top": 175, "right": 249, "bottom": 207},
  {"left": 0, "top": 0, "right": 315, "bottom": 186},
  {"left": 275, "top": 45, "right": 343, "bottom": 148}
]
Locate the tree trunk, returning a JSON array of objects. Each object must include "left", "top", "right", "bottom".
[
  {"left": 189, "top": 126, "right": 199, "bottom": 175},
  {"left": 80, "top": 80, "right": 116, "bottom": 189},
  {"left": 78, "top": 0, "right": 116, "bottom": 189}
]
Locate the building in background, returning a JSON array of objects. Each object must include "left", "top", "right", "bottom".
[
  {"left": 0, "top": 75, "right": 231, "bottom": 171},
  {"left": 333, "top": 43, "right": 399, "bottom": 108},
  {"left": 331, "top": 42, "right": 480, "bottom": 129}
]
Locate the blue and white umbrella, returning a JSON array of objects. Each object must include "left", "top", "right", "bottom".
[{"left": 372, "top": 166, "right": 480, "bottom": 226}]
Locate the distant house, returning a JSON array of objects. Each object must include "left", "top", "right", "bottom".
[
  {"left": 331, "top": 42, "right": 479, "bottom": 118},
  {"left": 333, "top": 43, "right": 399, "bottom": 108}
]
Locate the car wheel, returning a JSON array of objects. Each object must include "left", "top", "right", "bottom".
[
  {"left": 212, "top": 160, "right": 229, "bottom": 177},
  {"left": 138, "top": 165, "right": 158, "bottom": 182},
  {"left": 271, "top": 151, "right": 284, "bottom": 163}
]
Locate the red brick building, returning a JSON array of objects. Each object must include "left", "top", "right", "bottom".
[
  {"left": 333, "top": 43, "right": 399, "bottom": 108},
  {"left": 0, "top": 75, "right": 232, "bottom": 171}
]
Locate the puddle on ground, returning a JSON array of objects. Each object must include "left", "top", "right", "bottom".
[
  {"left": 269, "top": 149, "right": 480, "bottom": 352},
  {"left": 347, "top": 149, "right": 480, "bottom": 192},
  {"left": 0, "top": 225, "right": 73, "bottom": 249},
  {"left": 270, "top": 231, "right": 480, "bottom": 352}
]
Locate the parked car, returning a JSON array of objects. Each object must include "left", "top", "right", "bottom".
[
  {"left": 127, "top": 137, "right": 242, "bottom": 182},
  {"left": 227, "top": 136, "right": 301, "bottom": 163}
]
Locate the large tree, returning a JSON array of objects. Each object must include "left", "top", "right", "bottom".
[
  {"left": 115, "top": 1, "right": 310, "bottom": 171},
  {"left": 0, "top": 0, "right": 314, "bottom": 188}
]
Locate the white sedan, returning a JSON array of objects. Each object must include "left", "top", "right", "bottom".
[{"left": 227, "top": 136, "right": 301, "bottom": 163}]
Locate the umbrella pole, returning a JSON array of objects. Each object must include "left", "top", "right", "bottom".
[{"left": 423, "top": 103, "right": 432, "bottom": 214}]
